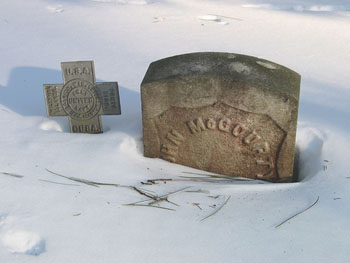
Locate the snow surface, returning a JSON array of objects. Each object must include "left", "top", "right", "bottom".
[
  {"left": 0, "top": 0, "right": 350, "bottom": 262},
  {"left": 2, "top": 230, "right": 45, "bottom": 256}
]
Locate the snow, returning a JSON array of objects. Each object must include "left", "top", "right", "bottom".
[
  {"left": 197, "top": 15, "right": 220, "bottom": 21},
  {"left": 229, "top": 62, "right": 252, "bottom": 74},
  {"left": 1, "top": 230, "right": 45, "bottom": 256},
  {"left": 240, "top": 0, "right": 350, "bottom": 12},
  {"left": 256, "top": 60, "right": 277, "bottom": 69},
  {"left": 0, "top": 0, "right": 350, "bottom": 262}
]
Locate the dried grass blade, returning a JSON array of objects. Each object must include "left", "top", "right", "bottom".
[
  {"left": 275, "top": 196, "right": 320, "bottom": 229},
  {"left": 134, "top": 187, "right": 156, "bottom": 194},
  {"left": 201, "top": 196, "right": 231, "bottom": 221},
  {"left": 124, "top": 204, "right": 176, "bottom": 211},
  {"left": 39, "top": 179, "right": 80, "bottom": 186},
  {"left": 178, "top": 176, "right": 227, "bottom": 181},
  {"left": 46, "top": 168, "right": 128, "bottom": 188},
  {"left": 163, "top": 199, "right": 179, "bottom": 207},
  {"left": 126, "top": 186, "right": 191, "bottom": 205},
  {"left": 178, "top": 177, "right": 248, "bottom": 183},
  {"left": 207, "top": 13, "right": 243, "bottom": 21},
  {"left": 133, "top": 186, "right": 158, "bottom": 200},
  {"left": 166, "top": 186, "right": 191, "bottom": 196},
  {"left": 46, "top": 168, "right": 99, "bottom": 187},
  {"left": 181, "top": 172, "right": 254, "bottom": 181},
  {"left": 185, "top": 189, "right": 210, "bottom": 194},
  {"left": 69, "top": 177, "right": 100, "bottom": 187},
  {"left": 147, "top": 178, "right": 173, "bottom": 183},
  {"left": 0, "top": 172, "right": 24, "bottom": 178},
  {"left": 92, "top": 182, "right": 121, "bottom": 186},
  {"left": 182, "top": 171, "right": 222, "bottom": 177}
]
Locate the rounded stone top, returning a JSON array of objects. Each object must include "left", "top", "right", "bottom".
[{"left": 141, "top": 52, "right": 300, "bottom": 101}]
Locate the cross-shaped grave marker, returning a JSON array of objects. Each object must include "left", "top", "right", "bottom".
[{"left": 43, "top": 61, "right": 121, "bottom": 133}]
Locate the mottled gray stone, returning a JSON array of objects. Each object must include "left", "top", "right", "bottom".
[
  {"left": 43, "top": 61, "right": 121, "bottom": 133},
  {"left": 141, "top": 52, "right": 300, "bottom": 183}
]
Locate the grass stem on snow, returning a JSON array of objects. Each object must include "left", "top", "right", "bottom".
[
  {"left": 0, "top": 172, "right": 24, "bottom": 178},
  {"left": 45, "top": 168, "right": 130, "bottom": 188},
  {"left": 275, "top": 196, "right": 320, "bottom": 228},
  {"left": 201, "top": 196, "right": 231, "bottom": 222}
]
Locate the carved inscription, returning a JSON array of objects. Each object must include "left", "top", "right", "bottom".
[
  {"left": 65, "top": 66, "right": 90, "bottom": 76},
  {"left": 187, "top": 118, "right": 206, "bottom": 134},
  {"left": 187, "top": 118, "right": 266, "bottom": 151},
  {"left": 43, "top": 61, "right": 121, "bottom": 133},
  {"left": 160, "top": 129, "right": 185, "bottom": 162},
  {"left": 185, "top": 117, "right": 275, "bottom": 179},
  {"left": 45, "top": 86, "right": 62, "bottom": 116},
  {"left": 102, "top": 89, "right": 118, "bottom": 112},
  {"left": 72, "top": 124, "right": 99, "bottom": 133},
  {"left": 61, "top": 79, "right": 101, "bottom": 120},
  {"left": 154, "top": 103, "right": 286, "bottom": 181}
]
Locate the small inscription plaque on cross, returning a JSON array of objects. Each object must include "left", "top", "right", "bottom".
[{"left": 43, "top": 61, "right": 121, "bottom": 133}]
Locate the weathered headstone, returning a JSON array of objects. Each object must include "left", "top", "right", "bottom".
[
  {"left": 43, "top": 61, "right": 121, "bottom": 133},
  {"left": 141, "top": 52, "right": 300, "bottom": 182}
]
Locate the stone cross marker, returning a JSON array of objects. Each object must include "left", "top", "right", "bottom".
[
  {"left": 141, "top": 52, "right": 300, "bottom": 183},
  {"left": 43, "top": 61, "right": 121, "bottom": 133}
]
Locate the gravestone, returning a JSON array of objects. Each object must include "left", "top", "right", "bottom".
[
  {"left": 141, "top": 52, "right": 300, "bottom": 183},
  {"left": 43, "top": 61, "right": 121, "bottom": 133}
]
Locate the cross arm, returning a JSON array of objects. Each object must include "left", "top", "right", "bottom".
[
  {"left": 96, "top": 82, "right": 121, "bottom": 115},
  {"left": 43, "top": 84, "right": 66, "bottom": 116}
]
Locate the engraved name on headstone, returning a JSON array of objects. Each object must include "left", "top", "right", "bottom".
[
  {"left": 43, "top": 61, "right": 121, "bottom": 133},
  {"left": 141, "top": 52, "right": 300, "bottom": 183}
]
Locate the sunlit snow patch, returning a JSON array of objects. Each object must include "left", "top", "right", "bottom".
[
  {"left": 242, "top": 4, "right": 276, "bottom": 10},
  {"left": 242, "top": 3, "right": 349, "bottom": 12},
  {"left": 198, "top": 15, "right": 220, "bottom": 22},
  {"left": 118, "top": 136, "right": 139, "bottom": 155},
  {"left": 40, "top": 120, "right": 63, "bottom": 132},
  {"left": 46, "top": 5, "right": 64, "bottom": 13},
  {"left": 307, "top": 5, "right": 337, "bottom": 12},
  {"left": 2, "top": 230, "right": 46, "bottom": 256},
  {"left": 197, "top": 15, "right": 231, "bottom": 25},
  {"left": 229, "top": 62, "right": 251, "bottom": 74},
  {"left": 93, "top": 0, "right": 150, "bottom": 4},
  {"left": 293, "top": 5, "right": 349, "bottom": 12},
  {"left": 256, "top": 60, "right": 277, "bottom": 70}
]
